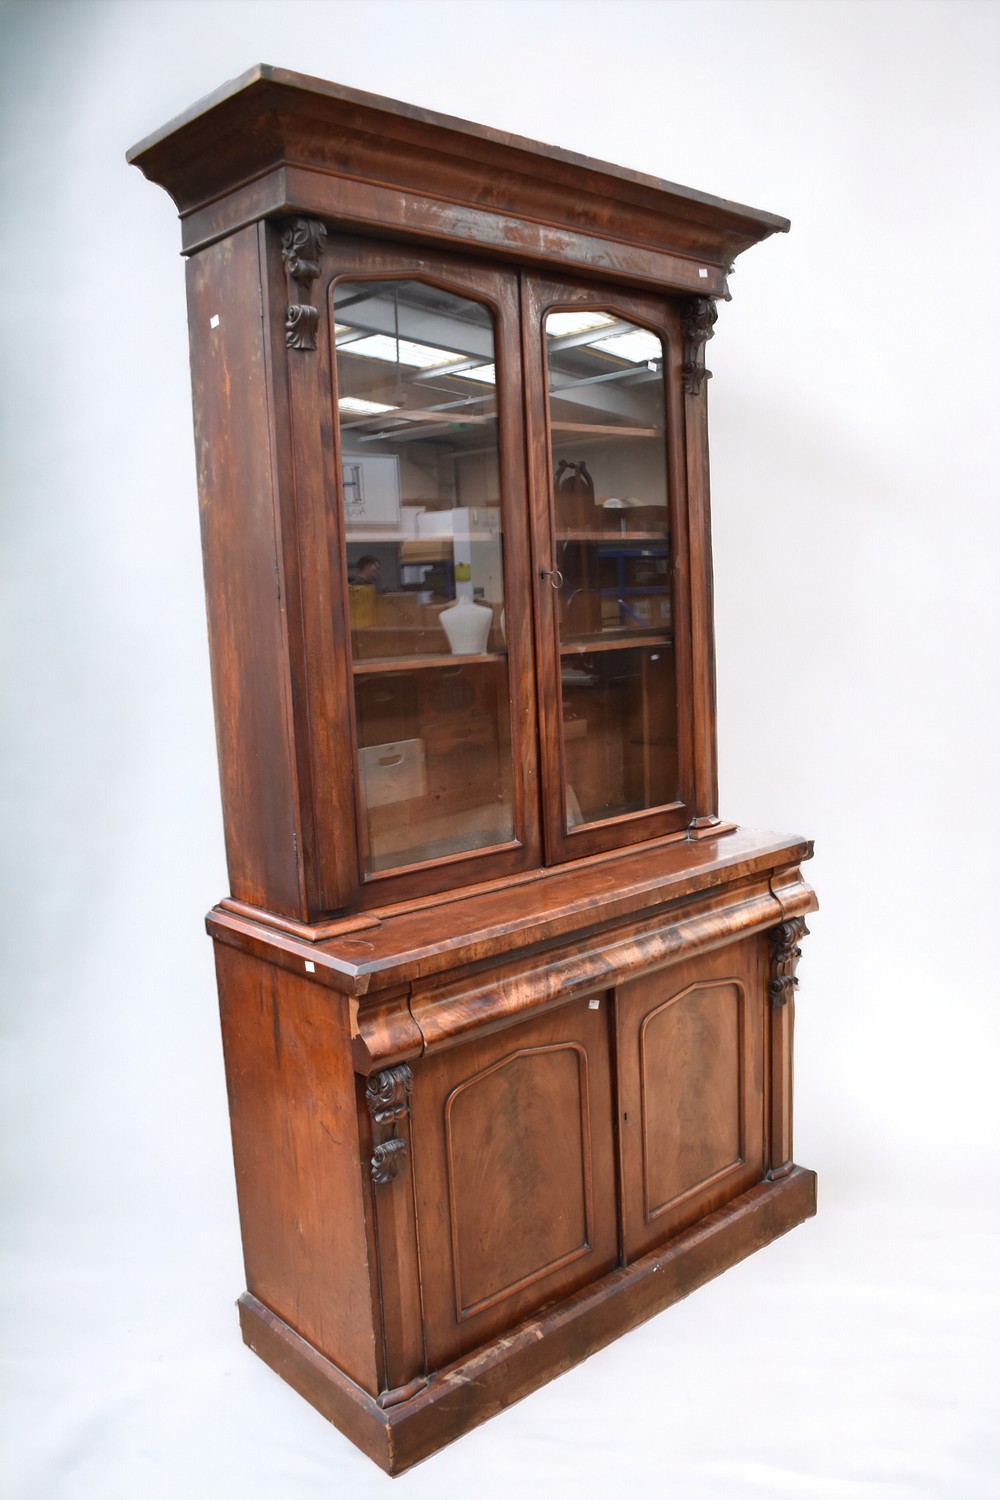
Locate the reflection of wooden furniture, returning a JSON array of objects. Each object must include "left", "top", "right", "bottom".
[{"left": 131, "top": 68, "right": 816, "bottom": 1475}]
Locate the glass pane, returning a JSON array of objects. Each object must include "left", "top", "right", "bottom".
[
  {"left": 334, "top": 279, "right": 515, "bottom": 874},
  {"left": 544, "top": 310, "right": 679, "bottom": 827},
  {"left": 355, "top": 662, "right": 513, "bottom": 873},
  {"left": 562, "top": 645, "right": 677, "bottom": 826}
]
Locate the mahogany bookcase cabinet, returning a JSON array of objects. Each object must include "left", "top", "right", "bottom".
[{"left": 129, "top": 67, "right": 817, "bottom": 1474}]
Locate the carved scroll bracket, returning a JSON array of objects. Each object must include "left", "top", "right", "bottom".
[
  {"left": 281, "top": 217, "right": 328, "bottom": 351},
  {"left": 681, "top": 296, "right": 718, "bottom": 396},
  {"left": 366, "top": 1063, "right": 412, "bottom": 1184},
  {"left": 371, "top": 1137, "right": 407, "bottom": 1184},
  {"left": 768, "top": 918, "right": 809, "bottom": 1007}
]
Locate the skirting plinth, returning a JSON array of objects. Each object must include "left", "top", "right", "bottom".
[{"left": 237, "top": 1164, "right": 817, "bottom": 1475}]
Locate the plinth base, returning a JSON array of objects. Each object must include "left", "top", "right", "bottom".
[{"left": 237, "top": 1164, "right": 816, "bottom": 1475}]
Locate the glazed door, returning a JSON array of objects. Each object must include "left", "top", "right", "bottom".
[
  {"left": 324, "top": 247, "right": 701, "bottom": 901},
  {"left": 326, "top": 241, "right": 541, "bottom": 901},
  {"left": 616, "top": 937, "right": 767, "bottom": 1261},
  {"left": 409, "top": 993, "right": 618, "bottom": 1371},
  {"left": 522, "top": 275, "right": 695, "bottom": 863}
]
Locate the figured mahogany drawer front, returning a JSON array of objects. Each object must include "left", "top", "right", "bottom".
[
  {"left": 616, "top": 935, "right": 767, "bottom": 1262},
  {"left": 410, "top": 993, "right": 618, "bottom": 1371}
]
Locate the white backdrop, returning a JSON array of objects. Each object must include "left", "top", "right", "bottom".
[{"left": 2, "top": 2, "right": 998, "bottom": 1496}]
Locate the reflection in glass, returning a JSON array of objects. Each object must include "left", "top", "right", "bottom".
[
  {"left": 544, "top": 310, "right": 679, "bottom": 827},
  {"left": 355, "top": 662, "right": 513, "bottom": 873},
  {"left": 334, "top": 280, "right": 514, "bottom": 874}
]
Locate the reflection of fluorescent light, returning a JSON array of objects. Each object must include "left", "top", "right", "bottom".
[
  {"left": 590, "top": 329, "right": 662, "bottom": 363},
  {"left": 338, "top": 333, "right": 462, "bottom": 368},
  {"left": 454, "top": 363, "right": 496, "bottom": 384},
  {"left": 545, "top": 311, "right": 616, "bottom": 337},
  {"left": 338, "top": 397, "right": 398, "bottom": 415}
]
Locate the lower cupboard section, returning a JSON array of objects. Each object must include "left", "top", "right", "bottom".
[
  {"left": 214, "top": 898, "right": 811, "bottom": 1460},
  {"left": 371, "top": 931, "right": 771, "bottom": 1383}
]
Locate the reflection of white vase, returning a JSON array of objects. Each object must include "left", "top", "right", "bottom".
[{"left": 440, "top": 596, "right": 492, "bottom": 655}]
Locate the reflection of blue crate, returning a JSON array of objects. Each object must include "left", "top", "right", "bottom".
[
  {"left": 603, "top": 593, "right": 672, "bottom": 629},
  {"left": 359, "top": 738, "right": 427, "bottom": 808}
]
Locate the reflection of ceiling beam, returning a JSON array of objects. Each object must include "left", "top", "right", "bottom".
[
  {"left": 414, "top": 355, "right": 492, "bottom": 381},
  {"left": 548, "top": 365, "right": 661, "bottom": 422},
  {"left": 341, "top": 391, "right": 497, "bottom": 444},
  {"left": 334, "top": 294, "right": 493, "bottom": 361},
  {"left": 546, "top": 320, "right": 632, "bottom": 353},
  {"left": 340, "top": 364, "right": 660, "bottom": 437},
  {"left": 552, "top": 364, "right": 659, "bottom": 394},
  {"left": 355, "top": 425, "right": 466, "bottom": 445},
  {"left": 334, "top": 294, "right": 663, "bottom": 432},
  {"left": 341, "top": 406, "right": 492, "bottom": 430},
  {"left": 338, "top": 386, "right": 497, "bottom": 440}
]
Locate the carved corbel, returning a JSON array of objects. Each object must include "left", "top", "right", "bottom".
[
  {"left": 371, "top": 1137, "right": 408, "bottom": 1184},
  {"left": 366, "top": 1064, "right": 413, "bottom": 1123},
  {"left": 366, "top": 1064, "right": 412, "bottom": 1185},
  {"left": 768, "top": 918, "right": 809, "bottom": 1007},
  {"left": 681, "top": 296, "right": 718, "bottom": 396},
  {"left": 280, "top": 217, "right": 328, "bottom": 351}
]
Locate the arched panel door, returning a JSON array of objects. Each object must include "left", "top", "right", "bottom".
[
  {"left": 410, "top": 993, "right": 617, "bottom": 1371},
  {"left": 616, "top": 935, "right": 768, "bottom": 1261}
]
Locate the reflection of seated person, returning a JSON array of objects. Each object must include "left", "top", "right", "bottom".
[{"left": 349, "top": 555, "right": 381, "bottom": 588}]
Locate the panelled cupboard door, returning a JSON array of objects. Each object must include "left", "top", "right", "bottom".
[
  {"left": 521, "top": 273, "right": 695, "bottom": 864},
  {"left": 617, "top": 937, "right": 767, "bottom": 1262},
  {"left": 410, "top": 994, "right": 618, "bottom": 1371}
]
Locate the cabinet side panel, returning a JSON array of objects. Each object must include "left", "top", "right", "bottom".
[
  {"left": 215, "top": 942, "right": 379, "bottom": 1394},
  {"left": 186, "top": 229, "right": 305, "bottom": 917}
]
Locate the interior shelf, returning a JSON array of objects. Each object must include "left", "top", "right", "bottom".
[
  {"left": 344, "top": 531, "right": 496, "bottom": 548},
  {"left": 550, "top": 421, "right": 660, "bottom": 438},
  {"left": 560, "top": 632, "right": 672, "bottom": 655},
  {"left": 555, "top": 529, "right": 669, "bottom": 543},
  {"left": 352, "top": 651, "right": 507, "bottom": 674}
]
